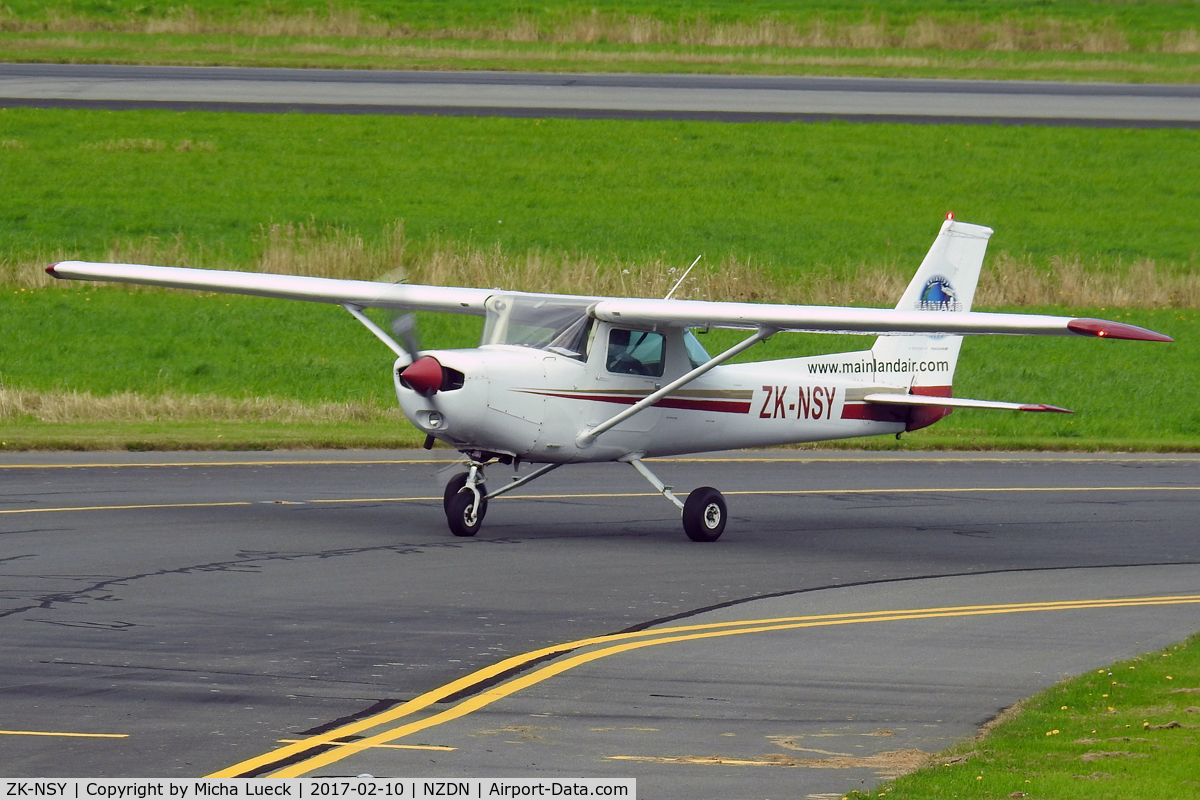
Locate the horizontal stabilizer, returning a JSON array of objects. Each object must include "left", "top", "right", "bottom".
[{"left": 862, "top": 393, "right": 1073, "bottom": 414}]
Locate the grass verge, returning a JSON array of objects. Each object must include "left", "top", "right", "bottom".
[
  {"left": 856, "top": 632, "right": 1200, "bottom": 799},
  {"left": 0, "top": 420, "right": 425, "bottom": 451},
  {"left": 4, "top": 1, "right": 1200, "bottom": 81},
  {"left": 4, "top": 33, "right": 1199, "bottom": 83}
]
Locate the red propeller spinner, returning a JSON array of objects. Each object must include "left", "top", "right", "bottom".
[{"left": 400, "top": 356, "right": 446, "bottom": 396}]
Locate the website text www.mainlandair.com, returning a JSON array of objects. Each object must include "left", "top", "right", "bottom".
[
  {"left": 807, "top": 357, "right": 952, "bottom": 376},
  {"left": 0, "top": 780, "right": 634, "bottom": 800}
]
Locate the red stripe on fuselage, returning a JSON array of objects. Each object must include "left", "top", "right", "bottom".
[{"left": 522, "top": 391, "right": 751, "bottom": 415}]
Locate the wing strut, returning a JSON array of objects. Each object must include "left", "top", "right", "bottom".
[
  {"left": 575, "top": 326, "right": 777, "bottom": 448},
  {"left": 342, "top": 303, "right": 411, "bottom": 364}
]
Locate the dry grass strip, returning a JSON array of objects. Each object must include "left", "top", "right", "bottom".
[
  {"left": 5, "top": 10, "right": 1192, "bottom": 54},
  {"left": 8, "top": 220, "right": 1200, "bottom": 309},
  {"left": 0, "top": 388, "right": 403, "bottom": 424}
]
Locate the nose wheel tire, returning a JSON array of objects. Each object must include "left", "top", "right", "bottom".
[
  {"left": 446, "top": 489, "right": 486, "bottom": 537},
  {"left": 443, "top": 472, "right": 488, "bottom": 518},
  {"left": 682, "top": 486, "right": 726, "bottom": 542}
]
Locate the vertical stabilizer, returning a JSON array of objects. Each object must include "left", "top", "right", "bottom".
[
  {"left": 870, "top": 217, "right": 993, "bottom": 428},
  {"left": 892, "top": 216, "right": 993, "bottom": 314}
]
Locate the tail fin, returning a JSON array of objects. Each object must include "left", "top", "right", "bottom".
[
  {"left": 868, "top": 217, "right": 992, "bottom": 429},
  {"left": 891, "top": 215, "right": 992, "bottom": 314},
  {"left": 871, "top": 216, "right": 993, "bottom": 390}
]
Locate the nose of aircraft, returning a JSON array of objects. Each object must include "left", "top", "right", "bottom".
[{"left": 400, "top": 356, "right": 445, "bottom": 396}]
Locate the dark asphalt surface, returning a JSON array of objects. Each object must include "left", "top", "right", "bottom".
[
  {"left": 1, "top": 450, "right": 1198, "bottom": 796},
  {"left": 2, "top": 64, "right": 1198, "bottom": 126}
]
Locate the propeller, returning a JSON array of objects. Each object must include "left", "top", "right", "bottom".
[
  {"left": 373, "top": 267, "right": 455, "bottom": 401},
  {"left": 390, "top": 312, "right": 421, "bottom": 360}
]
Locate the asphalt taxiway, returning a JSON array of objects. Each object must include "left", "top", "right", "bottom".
[
  {"left": 3, "top": 64, "right": 1198, "bottom": 126},
  {"left": 1, "top": 450, "right": 1198, "bottom": 797}
]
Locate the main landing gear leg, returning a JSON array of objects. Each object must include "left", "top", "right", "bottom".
[{"left": 624, "top": 457, "right": 727, "bottom": 542}]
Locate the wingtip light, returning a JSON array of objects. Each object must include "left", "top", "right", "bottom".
[
  {"left": 946, "top": 211, "right": 954, "bottom": 220},
  {"left": 1067, "top": 318, "right": 1173, "bottom": 343}
]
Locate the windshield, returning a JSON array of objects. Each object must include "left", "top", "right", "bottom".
[{"left": 482, "top": 295, "right": 595, "bottom": 360}]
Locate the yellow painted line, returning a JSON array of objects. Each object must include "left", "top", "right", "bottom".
[
  {"left": 310, "top": 486, "right": 1200, "bottom": 504},
  {"left": 664, "top": 456, "right": 1200, "bottom": 463},
  {"left": 276, "top": 739, "right": 454, "bottom": 751},
  {"left": 269, "top": 595, "right": 1200, "bottom": 777},
  {"left": 305, "top": 496, "right": 441, "bottom": 504},
  {"left": 0, "top": 459, "right": 458, "bottom": 470},
  {"left": 518, "top": 486, "right": 1200, "bottom": 500},
  {"left": 608, "top": 755, "right": 787, "bottom": 767},
  {"left": 0, "top": 501, "right": 254, "bottom": 516},
  {"left": 8, "top": 485, "right": 1199, "bottom": 517},
  {"left": 209, "top": 593, "right": 1200, "bottom": 778},
  {"left": 0, "top": 730, "right": 127, "bottom": 738}
]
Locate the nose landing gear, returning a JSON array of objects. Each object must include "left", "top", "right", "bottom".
[
  {"left": 444, "top": 467, "right": 488, "bottom": 537},
  {"left": 442, "top": 454, "right": 560, "bottom": 537}
]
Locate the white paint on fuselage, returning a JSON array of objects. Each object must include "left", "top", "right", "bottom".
[{"left": 397, "top": 323, "right": 908, "bottom": 464}]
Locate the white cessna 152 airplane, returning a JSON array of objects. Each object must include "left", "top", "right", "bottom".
[{"left": 48, "top": 216, "right": 1171, "bottom": 541}]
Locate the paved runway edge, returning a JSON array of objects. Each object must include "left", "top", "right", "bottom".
[
  {"left": 5, "top": 64, "right": 1199, "bottom": 127},
  {"left": 4, "top": 97, "right": 1199, "bottom": 128}
]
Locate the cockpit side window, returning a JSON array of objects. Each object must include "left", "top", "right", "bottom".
[
  {"left": 684, "top": 329, "right": 712, "bottom": 369},
  {"left": 606, "top": 329, "right": 665, "bottom": 377}
]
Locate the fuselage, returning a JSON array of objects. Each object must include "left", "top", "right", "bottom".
[{"left": 396, "top": 320, "right": 912, "bottom": 464}]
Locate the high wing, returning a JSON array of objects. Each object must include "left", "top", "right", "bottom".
[
  {"left": 47, "top": 260, "right": 1172, "bottom": 342},
  {"left": 589, "top": 297, "right": 1172, "bottom": 341},
  {"left": 47, "top": 261, "right": 494, "bottom": 315}
]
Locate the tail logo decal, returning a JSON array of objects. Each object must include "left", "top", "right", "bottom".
[{"left": 917, "top": 276, "right": 961, "bottom": 311}]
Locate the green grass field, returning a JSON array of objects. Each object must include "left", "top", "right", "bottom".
[
  {"left": 1, "top": 108, "right": 1195, "bottom": 451},
  {"left": 12, "top": 0, "right": 1200, "bottom": 34},
  {"left": 2, "top": 288, "right": 1193, "bottom": 451},
  {"left": 3, "top": 108, "right": 1198, "bottom": 275},
  {"left": 5, "top": 1, "right": 1200, "bottom": 82},
  {"left": 859, "top": 631, "right": 1200, "bottom": 799}
]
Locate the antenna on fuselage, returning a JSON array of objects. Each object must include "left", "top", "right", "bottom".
[{"left": 664, "top": 255, "right": 702, "bottom": 300}]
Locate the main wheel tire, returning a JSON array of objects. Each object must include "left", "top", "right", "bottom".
[
  {"left": 443, "top": 473, "right": 487, "bottom": 517},
  {"left": 446, "top": 489, "right": 486, "bottom": 537},
  {"left": 682, "top": 486, "right": 727, "bottom": 542}
]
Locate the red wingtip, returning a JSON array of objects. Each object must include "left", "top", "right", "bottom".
[
  {"left": 45, "top": 262, "right": 59, "bottom": 276},
  {"left": 1067, "top": 318, "right": 1173, "bottom": 343},
  {"left": 1020, "top": 404, "right": 1074, "bottom": 414}
]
